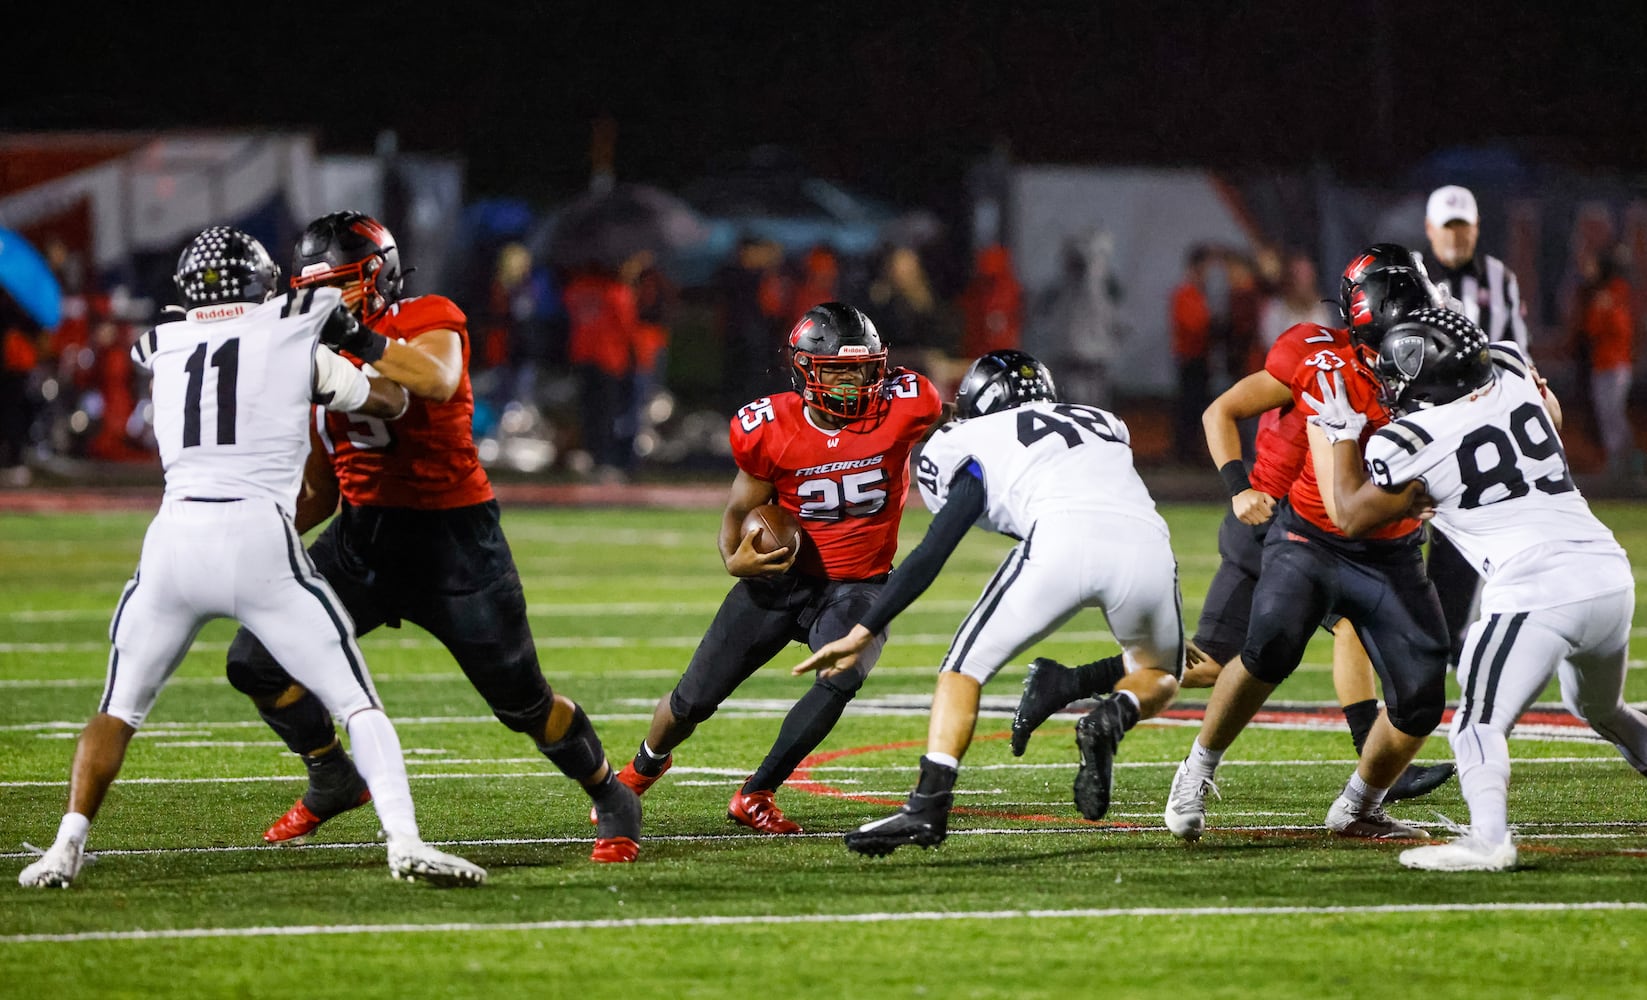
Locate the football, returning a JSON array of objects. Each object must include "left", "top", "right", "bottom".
[{"left": 742, "top": 504, "right": 803, "bottom": 555}]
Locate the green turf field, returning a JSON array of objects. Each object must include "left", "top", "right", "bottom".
[{"left": 4, "top": 502, "right": 1647, "bottom": 998}]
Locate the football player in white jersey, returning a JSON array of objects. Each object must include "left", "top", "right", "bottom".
[
  {"left": 1307, "top": 307, "right": 1646, "bottom": 871},
  {"left": 18, "top": 227, "right": 486, "bottom": 889},
  {"left": 793, "top": 350, "right": 1183, "bottom": 855}
]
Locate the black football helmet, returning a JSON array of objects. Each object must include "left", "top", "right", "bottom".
[
  {"left": 1339, "top": 243, "right": 1445, "bottom": 348},
  {"left": 1375, "top": 307, "right": 1493, "bottom": 410},
  {"left": 954, "top": 349, "right": 1058, "bottom": 419},
  {"left": 174, "top": 227, "right": 281, "bottom": 309},
  {"left": 788, "top": 302, "right": 889, "bottom": 420},
  {"left": 290, "top": 211, "right": 404, "bottom": 322}
]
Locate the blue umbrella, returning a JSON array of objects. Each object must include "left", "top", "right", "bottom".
[{"left": 0, "top": 226, "right": 62, "bottom": 329}]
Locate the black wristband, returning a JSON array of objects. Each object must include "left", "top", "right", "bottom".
[
  {"left": 347, "top": 329, "right": 389, "bottom": 364},
  {"left": 1218, "top": 460, "right": 1252, "bottom": 496}
]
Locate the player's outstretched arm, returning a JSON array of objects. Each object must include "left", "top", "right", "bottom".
[
  {"left": 720, "top": 470, "right": 797, "bottom": 577},
  {"left": 791, "top": 470, "right": 986, "bottom": 680},
  {"left": 371, "top": 330, "right": 464, "bottom": 403},
  {"left": 1204, "top": 370, "right": 1289, "bottom": 525}
]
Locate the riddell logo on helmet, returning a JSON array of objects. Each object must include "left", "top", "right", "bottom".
[
  {"left": 836, "top": 345, "right": 870, "bottom": 357},
  {"left": 188, "top": 304, "right": 249, "bottom": 321}
]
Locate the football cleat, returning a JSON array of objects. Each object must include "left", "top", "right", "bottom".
[
  {"left": 1073, "top": 696, "right": 1127, "bottom": 821},
  {"left": 590, "top": 758, "right": 670, "bottom": 825},
  {"left": 728, "top": 788, "right": 803, "bottom": 834},
  {"left": 1399, "top": 834, "right": 1517, "bottom": 872},
  {"left": 590, "top": 779, "right": 642, "bottom": 864},
  {"left": 1164, "top": 757, "right": 1219, "bottom": 842},
  {"left": 18, "top": 840, "right": 84, "bottom": 889},
  {"left": 387, "top": 839, "right": 487, "bottom": 887},
  {"left": 263, "top": 786, "right": 372, "bottom": 844},
  {"left": 1011, "top": 657, "right": 1082, "bottom": 757},
  {"left": 844, "top": 791, "right": 952, "bottom": 857},
  {"left": 1325, "top": 793, "right": 1429, "bottom": 839},
  {"left": 1385, "top": 762, "right": 1456, "bottom": 803}
]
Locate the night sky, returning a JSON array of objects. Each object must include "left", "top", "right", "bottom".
[{"left": 11, "top": 5, "right": 1647, "bottom": 210}]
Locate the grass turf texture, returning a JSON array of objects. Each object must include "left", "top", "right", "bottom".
[{"left": 4, "top": 502, "right": 1647, "bottom": 998}]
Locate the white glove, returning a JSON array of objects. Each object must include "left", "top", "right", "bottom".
[{"left": 1301, "top": 370, "right": 1367, "bottom": 444}]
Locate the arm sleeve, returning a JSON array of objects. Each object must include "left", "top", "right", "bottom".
[
  {"left": 859, "top": 466, "right": 986, "bottom": 635},
  {"left": 312, "top": 345, "right": 373, "bottom": 412}
]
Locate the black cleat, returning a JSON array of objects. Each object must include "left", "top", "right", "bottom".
[
  {"left": 1073, "top": 696, "right": 1127, "bottom": 821},
  {"left": 844, "top": 792, "right": 952, "bottom": 857},
  {"left": 1385, "top": 762, "right": 1456, "bottom": 803},
  {"left": 1012, "top": 658, "right": 1081, "bottom": 757}
]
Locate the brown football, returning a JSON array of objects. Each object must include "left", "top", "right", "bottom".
[{"left": 742, "top": 504, "right": 803, "bottom": 555}]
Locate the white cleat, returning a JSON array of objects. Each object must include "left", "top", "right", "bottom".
[
  {"left": 387, "top": 840, "right": 487, "bottom": 888},
  {"left": 18, "top": 841, "right": 84, "bottom": 889},
  {"left": 1164, "top": 759, "right": 1218, "bottom": 842},
  {"left": 1325, "top": 795, "right": 1428, "bottom": 839},
  {"left": 1400, "top": 835, "right": 1518, "bottom": 872}
]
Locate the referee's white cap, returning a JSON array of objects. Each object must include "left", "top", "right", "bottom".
[{"left": 1426, "top": 185, "right": 1479, "bottom": 227}]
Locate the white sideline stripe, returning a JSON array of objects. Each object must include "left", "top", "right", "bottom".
[
  {"left": 5, "top": 901, "right": 1646, "bottom": 945},
  {"left": 1, "top": 756, "right": 1626, "bottom": 789}
]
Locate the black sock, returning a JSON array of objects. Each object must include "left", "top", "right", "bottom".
[
  {"left": 1343, "top": 699, "right": 1379, "bottom": 756},
  {"left": 536, "top": 705, "right": 607, "bottom": 784},
  {"left": 258, "top": 689, "right": 337, "bottom": 757},
  {"left": 745, "top": 681, "right": 854, "bottom": 793},
  {"left": 299, "top": 743, "right": 364, "bottom": 814},
  {"left": 915, "top": 755, "right": 959, "bottom": 797},
  {"left": 1112, "top": 692, "right": 1142, "bottom": 731},
  {"left": 632, "top": 741, "right": 670, "bottom": 779},
  {"left": 1073, "top": 655, "right": 1126, "bottom": 698}
]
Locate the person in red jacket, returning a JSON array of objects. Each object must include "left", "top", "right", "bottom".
[
  {"left": 1572, "top": 245, "right": 1638, "bottom": 477},
  {"left": 959, "top": 244, "right": 1023, "bottom": 358},
  {"left": 1170, "top": 245, "right": 1216, "bottom": 463},
  {"left": 564, "top": 263, "right": 643, "bottom": 480},
  {"left": 222, "top": 212, "right": 642, "bottom": 863}
]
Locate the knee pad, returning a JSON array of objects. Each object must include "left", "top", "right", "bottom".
[
  {"left": 537, "top": 705, "right": 606, "bottom": 784},
  {"left": 224, "top": 628, "right": 294, "bottom": 700},
  {"left": 669, "top": 688, "right": 720, "bottom": 727},
  {"left": 488, "top": 679, "right": 555, "bottom": 736},
  {"left": 817, "top": 670, "right": 864, "bottom": 700},
  {"left": 1386, "top": 696, "right": 1444, "bottom": 739}
]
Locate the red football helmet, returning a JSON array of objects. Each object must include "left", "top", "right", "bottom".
[{"left": 290, "top": 211, "right": 405, "bottom": 323}]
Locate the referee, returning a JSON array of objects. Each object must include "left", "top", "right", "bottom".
[{"left": 1422, "top": 183, "right": 1532, "bottom": 664}]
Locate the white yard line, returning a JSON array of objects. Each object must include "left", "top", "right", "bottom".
[{"left": 5, "top": 900, "right": 1645, "bottom": 945}]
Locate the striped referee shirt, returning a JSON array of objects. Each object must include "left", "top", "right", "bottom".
[{"left": 1426, "top": 254, "right": 1529, "bottom": 353}]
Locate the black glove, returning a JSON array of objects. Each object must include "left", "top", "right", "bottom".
[{"left": 318, "top": 303, "right": 388, "bottom": 363}]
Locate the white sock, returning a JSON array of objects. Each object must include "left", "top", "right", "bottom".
[
  {"left": 1187, "top": 740, "right": 1223, "bottom": 773},
  {"left": 58, "top": 812, "right": 90, "bottom": 848},
  {"left": 1343, "top": 771, "right": 1386, "bottom": 809},
  {"left": 344, "top": 709, "right": 420, "bottom": 844},
  {"left": 1451, "top": 723, "right": 1511, "bottom": 845},
  {"left": 640, "top": 741, "right": 670, "bottom": 762},
  {"left": 924, "top": 752, "right": 960, "bottom": 771}
]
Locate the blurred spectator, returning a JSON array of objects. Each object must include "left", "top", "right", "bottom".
[
  {"left": 1571, "top": 245, "right": 1638, "bottom": 479},
  {"left": 477, "top": 242, "right": 562, "bottom": 432},
  {"left": 625, "top": 249, "right": 675, "bottom": 463},
  {"left": 1033, "top": 231, "right": 1123, "bottom": 407},
  {"left": 1223, "top": 251, "right": 1262, "bottom": 384},
  {"left": 869, "top": 244, "right": 959, "bottom": 390},
  {"left": 959, "top": 243, "right": 1024, "bottom": 358},
  {"left": 564, "top": 264, "right": 642, "bottom": 481},
  {"left": 714, "top": 236, "right": 789, "bottom": 412},
  {"left": 1170, "top": 244, "right": 1216, "bottom": 464},
  {"left": 788, "top": 244, "right": 841, "bottom": 325},
  {"left": 1257, "top": 251, "right": 1334, "bottom": 357},
  {"left": 82, "top": 298, "right": 148, "bottom": 462},
  {"left": 0, "top": 295, "right": 43, "bottom": 485}
]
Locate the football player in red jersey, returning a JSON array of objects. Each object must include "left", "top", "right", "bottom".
[
  {"left": 1160, "top": 245, "right": 1452, "bottom": 843},
  {"left": 1014, "top": 245, "right": 1454, "bottom": 801},
  {"left": 222, "top": 212, "right": 642, "bottom": 863},
  {"left": 611, "top": 302, "right": 943, "bottom": 833}
]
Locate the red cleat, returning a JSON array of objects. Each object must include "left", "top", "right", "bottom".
[
  {"left": 590, "top": 836, "right": 640, "bottom": 863},
  {"left": 727, "top": 788, "right": 803, "bottom": 834},
  {"left": 591, "top": 759, "right": 671, "bottom": 824},
  {"left": 262, "top": 789, "right": 371, "bottom": 844}
]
